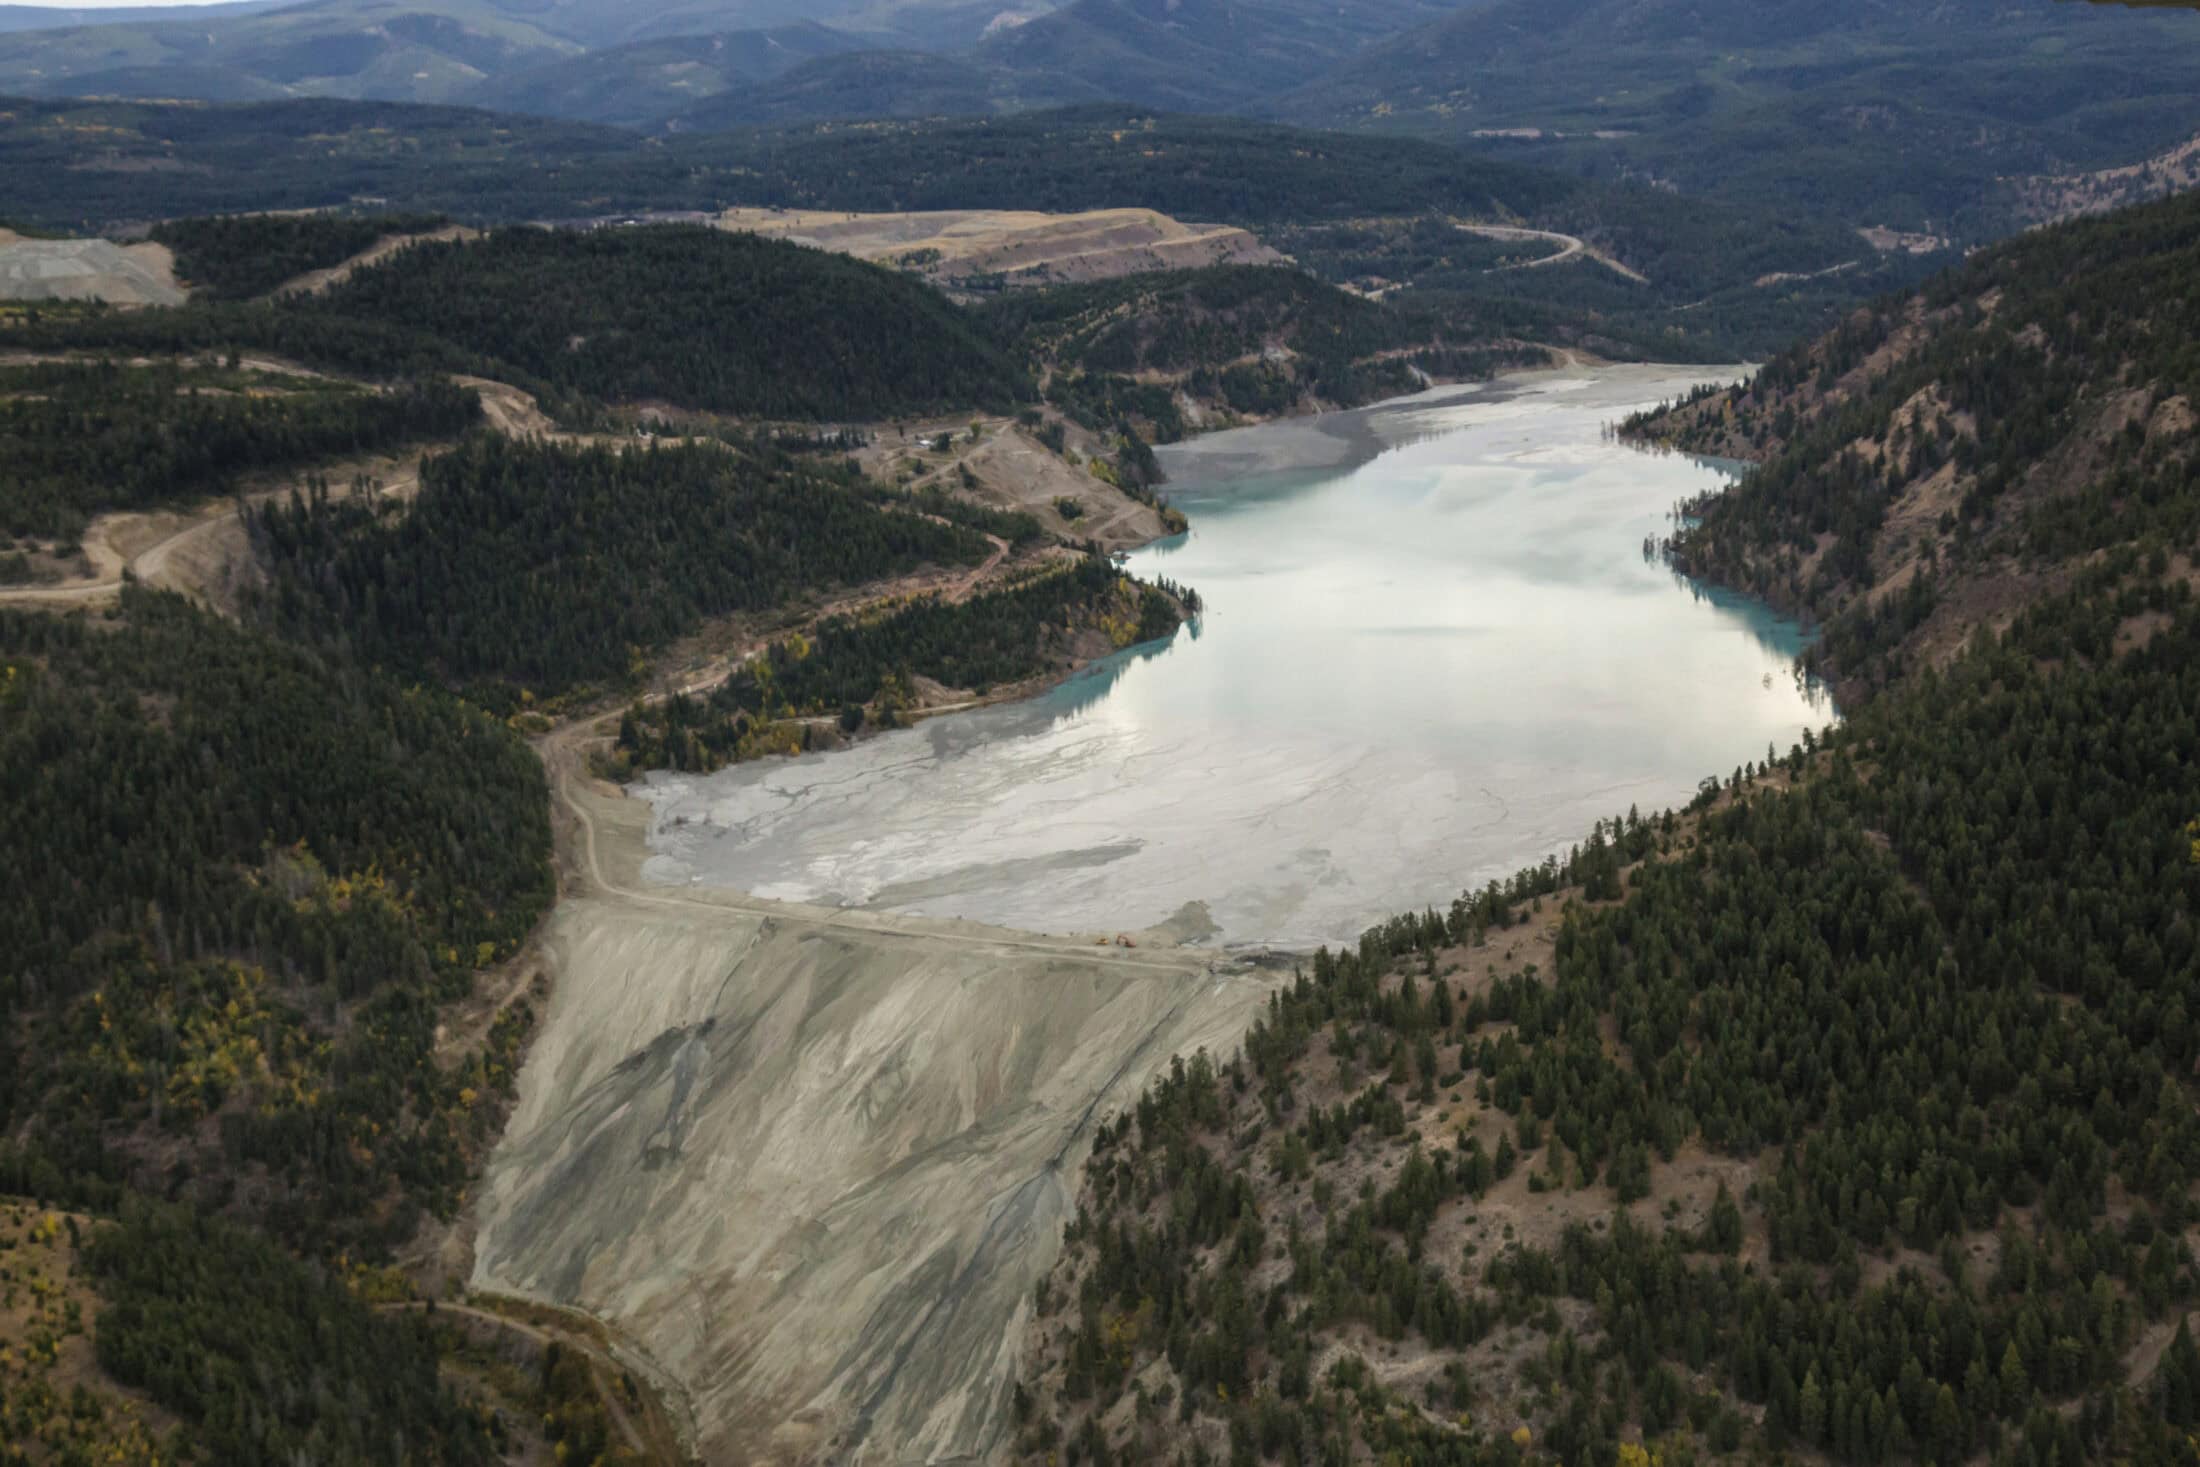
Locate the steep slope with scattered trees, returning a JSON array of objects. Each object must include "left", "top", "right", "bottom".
[{"left": 1629, "top": 183, "right": 2200, "bottom": 700}]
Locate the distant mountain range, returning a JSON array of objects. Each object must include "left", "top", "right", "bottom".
[
  {"left": 0, "top": 0, "right": 297, "bottom": 33},
  {"left": 970, "top": 0, "right": 1474, "bottom": 114},
  {"left": 466, "top": 23, "right": 870, "bottom": 128},
  {"left": 0, "top": 0, "right": 1063, "bottom": 104},
  {"left": 0, "top": 0, "right": 1476, "bottom": 114},
  {"left": 3, "top": 0, "right": 2198, "bottom": 237},
  {"left": 1271, "top": 0, "right": 2200, "bottom": 235}
]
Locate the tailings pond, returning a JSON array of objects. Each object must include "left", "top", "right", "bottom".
[{"left": 638, "top": 364, "right": 1831, "bottom": 949}]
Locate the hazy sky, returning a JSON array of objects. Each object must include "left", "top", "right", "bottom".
[{"left": 9, "top": 1, "right": 249, "bottom": 7}]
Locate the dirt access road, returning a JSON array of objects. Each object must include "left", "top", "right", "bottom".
[
  {"left": 268, "top": 225, "right": 476, "bottom": 298},
  {"left": 0, "top": 374, "right": 560, "bottom": 611},
  {"left": 0, "top": 462, "right": 421, "bottom": 610},
  {"left": 1457, "top": 221, "right": 1651, "bottom": 284},
  {"left": 379, "top": 1297, "right": 688, "bottom": 1461}
]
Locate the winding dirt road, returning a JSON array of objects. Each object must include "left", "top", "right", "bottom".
[
  {"left": 0, "top": 468, "right": 420, "bottom": 609},
  {"left": 1457, "top": 221, "right": 1651, "bottom": 284},
  {"left": 268, "top": 225, "right": 478, "bottom": 299},
  {"left": 0, "top": 365, "right": 570, "bottom": 611},
  {"left": 378, "top": 1297, "right": 685, "bottom": 1460}
]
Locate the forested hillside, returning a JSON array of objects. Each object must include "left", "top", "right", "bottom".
[
  {"left": 0, "top": 300, "right": 546, "bottom": 399},
  {"left": 312, "top": 225, "right": 1033, "bottom": 417},
  {"left": 0, "top": 222, "right": 1037, "bottom": 429},
  {"left": 0, "top": 0, "right": 1038, "bottom": 107},
  {"left": 13, "top": 0, "right": 2192, "bottom": 249},
  {"left": 683, "top": 110, "right": 1926, "bottom": 357},
  {"left": 0, "top": 97, "right": 657, "bottom": 229},
  {"left": 0, "top": 97, "right": 1564, "bottom": 230},
  {"left": 249, "top": 433, "right": 996, "bottom": 696},
  {"left": 152, "top": 210, "right": 452, "bottom": 299},
  {"left": 672, "top": 47, "right": 1101, "bottom": 130},
  {"left": 970, "top": 0, "right": 1468, "bottom": 115},
  {"left": 1018, "top": 570, "right": 2200, "bottom": 1465},
  {"left": 1013, "top": 134, "right": 2200, "bottom": 1467},
  {"left": 1629, "top": 184, "right": 2200, "bottom": 699},
  {"left": 467, "top": 23, "right": 866, "bottom": 128},
  {"left": 0, "top": 587, "right": 558, "bottom": 1458},
  {"left": 0, "top": 590, "right": 553, "bottom": 1245},
  {"left": 0, "top": 359, "right": 478, "bottom": 542}
]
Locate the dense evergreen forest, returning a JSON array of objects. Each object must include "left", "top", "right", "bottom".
[
  {"left": 607, "top": 555, "right": 1190, "bottom": 775},
  {"left": 697, "top": 109, "right": 1574, "bottom": 229},
  {"left": 0, "top": 589, "right": 554, "bottom": 1457},
  {"left": 308, "top": 225, "right": 1033, "bottom": 418},
  {"left": 152, "top": 211, "right": 451, "bottom": 299},
  {"left": 0, "top": 301, "right": 548, "bottom": 402},
  {"left": 0, "top": 590, "right": 553, "bottom": 1245},
  {"left": 0, "top": 97, "right": 652, "bottom": 230},
  {"left": 0, "top": 98, "right": 1568, "bottom": 235},
  {"left": 2, "top": 222, "right": 1038, "bottom": 426},
  {"left": 0, "top": 359, "right": 478, "bottom": 539},
  {"left": 87, "top": 1202, "right": 493, "bottom": 1465},
  {"left": 1276, "top": 0, "right": 2200, "bottom": 239},
  {"left": 1629, "top": 183, "right": 2200, "bottom": 697},
  {"left": 249, "top": 433, "right": 996, "bottom": 697}
]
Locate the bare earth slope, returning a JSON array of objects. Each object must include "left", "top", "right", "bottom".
[
  {"left": 470, "top": 740, "right": 1277, "bottom": 1464},
  {"left": 0, "top": 232, "right": 182, "bottom": 306},
  {"left": 716, "top": 206, "right": 1282, "bottom": 290}
]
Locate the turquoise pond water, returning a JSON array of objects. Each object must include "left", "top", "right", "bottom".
[{"left": 639, "top": 365, "right": 1832, "bottom": 949}]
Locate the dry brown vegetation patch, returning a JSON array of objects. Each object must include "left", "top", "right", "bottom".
[
  {"left": 0, "top": 1200, "right": 176, "bottom": 1464},
  {"left": 2006, "top": 132, "right": 2200, "bottom": 228}
]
